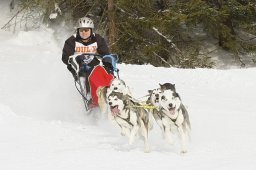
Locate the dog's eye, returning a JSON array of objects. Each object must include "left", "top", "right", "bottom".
[{"left": 161, "top": 96, "right": 166, "bottom": 101}]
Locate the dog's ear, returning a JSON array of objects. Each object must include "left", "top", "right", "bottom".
[
  {"left": 146, "top": 97, "right": 151, "bottom": 104},
  {"left": 121, "top": 79, "right": 126, "bottom": 86},
  {"left": 115, "top": 91, "right": 124, "bottom": 99},
  {"left": 174, "top": 92, "right": 181, "bottom": 99},
  {"left": 159, "top": 83, "right": 166, "bottom": 89},
  {"left": 159, "top": 84, "right": 165, "bottom": 91},
  {"left": 123, "top": 94, "right": 131, "bottom": 106},
  {"left": 173, "top": 84, "right": 176, "bottom": 92},
  {"left": 124, "top": 94, "right": 132, "bottom": 100}
]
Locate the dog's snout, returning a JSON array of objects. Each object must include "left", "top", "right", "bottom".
[
  {"left": 169, "top": 103, "right": 173, "bottom": 108},
  {"left": 109, "top": 102, "right": 112, "bottom": 105},
  {"left": 114, "top": 87, "right": 118, "bottom": 90}
]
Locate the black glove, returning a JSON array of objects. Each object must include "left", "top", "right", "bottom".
[
  {"left": 75, "top": 55, "right": 83, "bottom": 66},
  {"left": 76, "top": 54, "right": 94, "bottom": 66}
]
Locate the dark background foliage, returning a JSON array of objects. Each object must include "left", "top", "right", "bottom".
[{"left": 7, "top": 0, "right": 256, "bottom": 68}]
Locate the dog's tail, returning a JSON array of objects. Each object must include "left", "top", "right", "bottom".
[
  {"left": 96, "top": 86, "right": 109, "bottom": 114},
  {"left": 96, "top": 86, "right": 108, "bottom": 102}
]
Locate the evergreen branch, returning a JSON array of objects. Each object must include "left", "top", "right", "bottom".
[
  {"left": 153, "top": 52, "right": 172, "bottom": 67},
  {"left": 1, "top": 5, "right": 27, "bottom": 30},
  {"left": 238, "top": 36, "right": 256, "bottom": 42},
  {"left": 198, "top": 48, "right": 218, "bottom": 55},
  {"left": 114, "top": 4, "right": 138, "bottom": 18},
  {"left": 235, "top": 50, "right": 246, "bottom": 68},
  {"left": 152, "top": 27, "right": 182, "bottom": 54}
]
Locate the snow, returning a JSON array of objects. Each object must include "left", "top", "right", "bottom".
[
  {"left": 49, "top": 13, "right": 58, "bottom": 19},
  {"left": 1, "top": 1, "right": 256, "bottom": 169}
]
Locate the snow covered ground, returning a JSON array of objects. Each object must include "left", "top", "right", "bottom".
[{"left": 1, "top": 1, "right": 256, "bottom": 169}]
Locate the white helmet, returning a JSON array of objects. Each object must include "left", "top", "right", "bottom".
[{"left": 78, "top": 17, "right": 94, "bottom": 28}]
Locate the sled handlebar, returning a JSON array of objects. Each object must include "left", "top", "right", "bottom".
[
  {"left": 68, "top": 53, "right": 119, "bottom": 76},
  {"left": 78, "top": 53, "right": 118, "bottom": 61},
  {"left": 79, "top": 53, "right": 103, "bottom": 58}
]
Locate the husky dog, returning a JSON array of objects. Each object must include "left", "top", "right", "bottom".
[
  {"left": 147, "top": 88, "right": 162, "bottom": 108},
  {"left": 149, "top": 83, "right": 191, "bottom": 153},
  {"left": 107, "top": 91, "right": 151, "bottom": 152},
  {"left": 147, "top": 88, "right": 165, "bottom": 131},
  {"left": 108, "top": 78, "right": 132, "bottom": 96},
  {"left": 97, "top": 78, "right": 132, "bottom": 114},
  {"left": 147, "top": 84, "right": 176, "bottom": 129}
]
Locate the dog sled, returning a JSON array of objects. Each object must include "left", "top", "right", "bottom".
[{"left": 68, "top": 53, "right": 119, "bottom": 112}]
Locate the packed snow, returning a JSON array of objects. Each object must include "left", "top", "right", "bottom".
[{"left": 1, "top": 1, "right": 256, "bottom": 169}]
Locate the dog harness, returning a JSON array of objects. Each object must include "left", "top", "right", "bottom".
[
  {"left": 160, "top": 107, "right": 182, "bottom": 127},
  {"left": 115, "top": 109, "right": 134, "bottom": 127}
]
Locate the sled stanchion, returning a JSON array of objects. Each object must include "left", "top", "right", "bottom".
[
  {"left": 74, "top": 79, "right": 89, "bottom": 111},
  {"left": 116, "top": 68, "right": 120, "bottom": 79},
  {"left": 78, "top": 78, "right": 89, "bottom": 111}
]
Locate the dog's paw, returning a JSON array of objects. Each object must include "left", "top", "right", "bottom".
[
  {"left": 168, "top": 141, "right": 175, "bottom": 145},
  {"left": 129, "top": 137, "right": 135, "bottom": 145},
  {"left": 144, "top": 143, "right": 151, "bottom": 153},
  {"left": 144, "top": 147, "right": 151, "bottom": 153},
  {"left": 166, "top": 138, "right": 174, "bottom": 145},
  {"left": 180, "top": 150, "right": 188, "bottom": 155},
  {"left": 120, "top": 128, "right": 128, "bottom": 136}
]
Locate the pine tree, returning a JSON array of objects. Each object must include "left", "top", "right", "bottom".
[{"left": 12, "top": 0, "right": 256, "bottom": 67}]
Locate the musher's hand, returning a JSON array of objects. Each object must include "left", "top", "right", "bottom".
[
  {"left": 102, "top": 54, "right": 118, "bottom": 71},
  {"left": 77, "top": 54, "right": 95, "bottom": 65}
]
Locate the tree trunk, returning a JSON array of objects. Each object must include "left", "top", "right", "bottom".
[
  {"left": 218, "top": 17, "right": 235, "bottom": 50},
  {"left": 107, "top": 0, "right": 116, "bottom": 51},
  {"left": 216, "top": 1, "right": 236, "bottom": 50}
]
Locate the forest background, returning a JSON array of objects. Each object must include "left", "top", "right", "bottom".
[{"left": 3, "top": 0, "right": 256, "bottom": 68}]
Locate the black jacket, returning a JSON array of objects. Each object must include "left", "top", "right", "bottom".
[{"left": 62, "top": 32, "right": 110, "bottom": 65}]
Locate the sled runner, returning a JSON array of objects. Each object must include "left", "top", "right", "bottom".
[{"left": 69, "top": 53, "right": 119, "bottom": 112}]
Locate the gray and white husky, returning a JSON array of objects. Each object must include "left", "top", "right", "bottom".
[
  {"left": 97, "top": 78, "right": 132, "bottom": 114},
  {"left": 107, "top": 91, "right": 152, "bottom": 153},
  {"left": 147, "top": 88, "right": 164, "bottom": 130},
  {"left": 148, "top": 83, "right": 191, "bottom": 153}
]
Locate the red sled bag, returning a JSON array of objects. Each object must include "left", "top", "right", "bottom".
[{"left": 88, "top": 65, "right": 113, "bottom": 105}]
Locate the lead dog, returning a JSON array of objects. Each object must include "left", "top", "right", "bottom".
[
  {"left": 107, "top": 91, "right": 151, "bottom": 152},
  {"left": 148, "top": 83, "right": 191, "bottom": 153},
  {"left": 97, "top": 78, "right": 132, "bottom": 114}
]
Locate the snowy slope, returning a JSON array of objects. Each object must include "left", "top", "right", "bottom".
[
  {"left": 1, "top": 1, "right": 256, "bottom": 169},
  {"left": 1, "top": 29, "right": 256, "bottom": 170}
]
